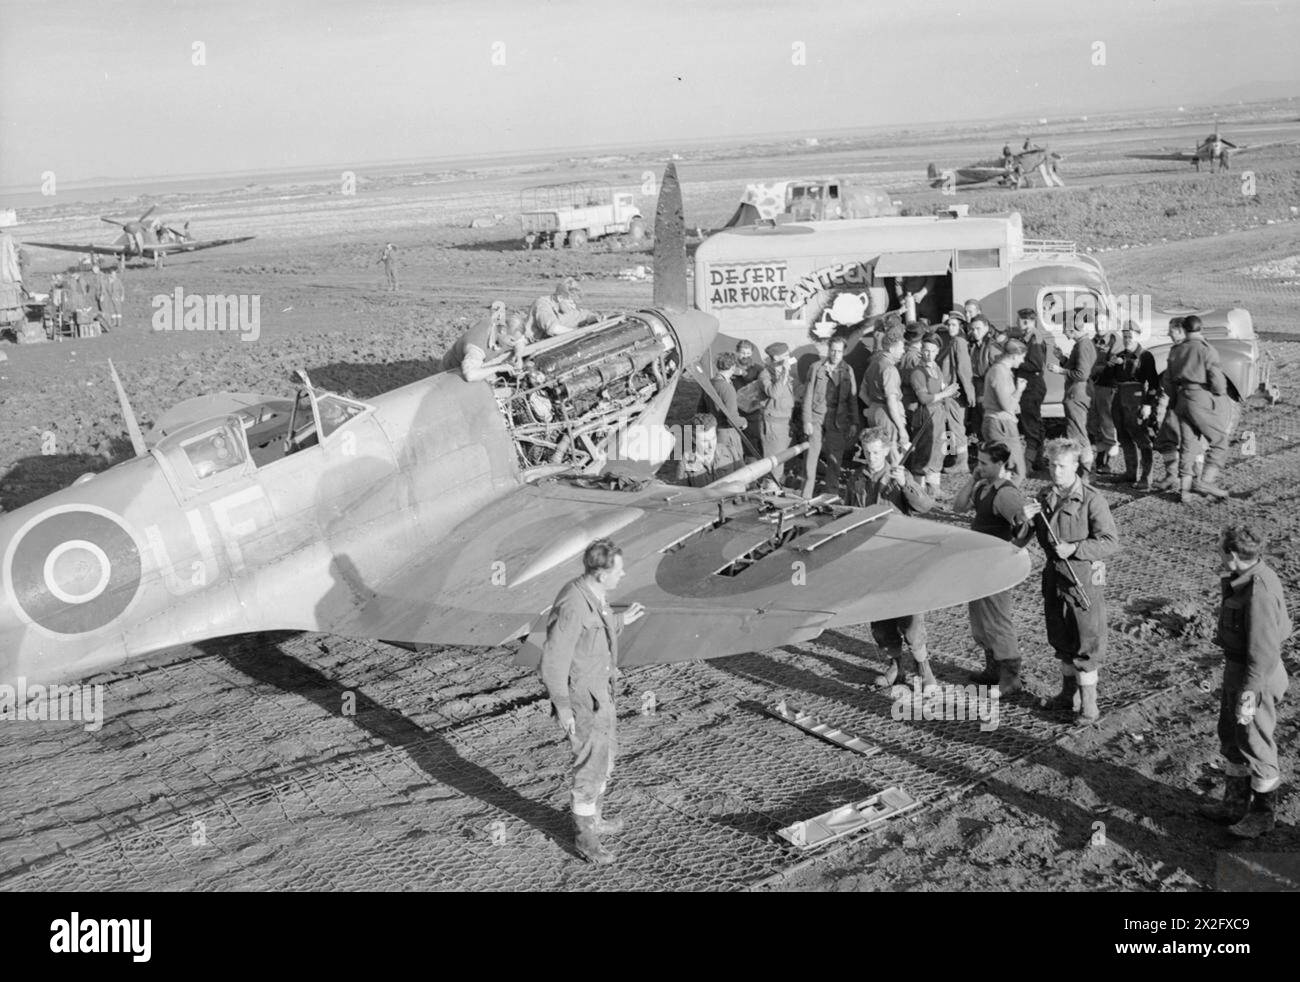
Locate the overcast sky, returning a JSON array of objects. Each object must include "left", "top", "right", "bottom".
[{"left": 1, "top": 0, "right": 1296, "bottom": 186}]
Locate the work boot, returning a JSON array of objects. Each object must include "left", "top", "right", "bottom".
[
  {"left": 1228, "top": 789, "right": 1277, "bottom": 839},
  {"left": 1137, "top": 451, "right": 1155, "bottom": 490},
  {"left": 1198, "top": 775, "right": 1252, "bottom": 825},
  {"left": 573, "top": 814, "right": 615, "bottom": 865},
  {"left": 873, "top": 650, "right": 907, "bottom": 690},
  {"left": 1042, "top": 666, "right": 1079, "bottom": 712},
  {"left": 1179, "top": 476, "right": 1195, "bottom": 505},
  {"left": 1193, "top": 464, "right": 1230, "bottom": 500},
  {"left": 911, "top": 648, "right": 938, "bottom": 690},
  {"left": 1153, "top": 455, "right": 1180, "bottom": 492},
  {"left": 994, "top": 658, "right": 1024, "bottom": 697},
  {"left": 593, "top": 795, "right": 625, "bottom": 835},
  {"left": 1076, "top": 671, "right": 1100, "bottom": 724},
  {"left": 969, "top": 649, "right": 1000, "bottom": 685}
]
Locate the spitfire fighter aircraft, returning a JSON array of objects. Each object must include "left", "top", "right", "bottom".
[
  {"left": 928, "top": 141, "right": 1065, "bottom": 191},
  {"left": 25, "top": 205, "right": 254, "bottom": 268},
  {"left": 1125, "top": 130, "right": 1276, "bottom": 173},
  {"left": 0, "top": 166, "right": 1030, "bottom": 691}
]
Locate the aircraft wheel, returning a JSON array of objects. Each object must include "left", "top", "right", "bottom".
[
  {"left": 568, "top": 229, "right": 588, "bottom": 248},
  {"left": 627, "top": 217, "right": 646, "bottom": 240}
]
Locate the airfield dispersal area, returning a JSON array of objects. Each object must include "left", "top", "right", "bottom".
[{"left": 2, "top": 105, "right": 1299, "bottom": 891}]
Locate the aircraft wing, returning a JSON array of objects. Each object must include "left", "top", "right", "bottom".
[
  {"left": 1126, "top": 150, "right": 1196, "bottom": 162},
  {"left": 955, "top": 167, "right": 1007, "bottom": 183},
  {"left": 323, "top": 479, "right": 1031, "bottom": 669},
  {"left": 24, "top": 241, "right": 128, "bottom": 256},
  {"left": 145, "top": 236, "right": 255, "bottom": 255}
]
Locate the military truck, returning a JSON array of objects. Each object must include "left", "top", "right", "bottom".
[
  {"left": 693, "top": 210, "right": 1263, "bottom": 417},
  {"left": 519, "top": 181, "right": 644, "bottom": 249}
]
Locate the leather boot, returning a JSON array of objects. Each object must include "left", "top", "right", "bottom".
[
  {"left": 873, "top": 649, "right": 906, "bottom": 689},
  {"left": 1179, "top": 475, "right": 1194, "bottom": 505},
  {"left": 574, "top": 813, "right": 615, "bottom": 864},
  {"left": 1193, "top": 464, "right": 1230, "bottom": 500},
  {"left": 969, "top": 649, "right": 1000, "bottom": 685},
  {"left": 1042, "top": 665, "right": 1079, "bottom": 711},
  {"left": 994, "top": 658, "right": 1023, "bottom": 696},
  {"left": 1153, "top": 454, "right": 1179, "bottom": 492},
  {"left": 1199, "top": 775, "right": 1252, "bottom": 825},
  {"left": 1228, "top": 789, "right": 1277, "bottom": 839},
  {"left": 593, "top": 795, "right": 625, "bottom": 835},
  {"left": 1076, "top": 671, "right": 1100, "bottom": 724},
  {"left": 911, "top": 647, "right": 938, "bottom": 690},
  {"left": 1133, "top": 450, "right": 1154, "bottom": 491}
]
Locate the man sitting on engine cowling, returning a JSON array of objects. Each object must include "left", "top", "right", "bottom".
[{"left": 528, "top": 277, "right": 599, "bottom": 338}]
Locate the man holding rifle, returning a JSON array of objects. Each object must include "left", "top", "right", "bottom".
[{"left": 1019, "top": 438, "right": 1120, "bottom": 724}]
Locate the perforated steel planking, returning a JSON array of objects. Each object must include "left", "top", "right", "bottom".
[{"left": 764, "top": 699, "right": 883, "bottom": 757}]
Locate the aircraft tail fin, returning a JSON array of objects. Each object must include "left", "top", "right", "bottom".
[
  {"left": 108, "top": 359, "right": 147, "bottom": 457},
  {"left": 926, "top": 162, "right": 939, "bottom": 181},
  {"left": 652, "top": 161, "right": 687, "bottom": 310}
]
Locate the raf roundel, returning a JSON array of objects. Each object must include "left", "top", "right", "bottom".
[{"left": 4, "top": 506, "right": 143, "bottom": 635}]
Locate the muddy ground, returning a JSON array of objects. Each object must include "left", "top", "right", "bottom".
[{"left": 2, "top": 109, "right": 1300, "bottom": 892}]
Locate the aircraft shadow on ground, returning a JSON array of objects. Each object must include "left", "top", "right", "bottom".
[
  {"left": 306, "top": 360, "right": 444, "bottom": 400},
  {"left": 0, "top": 439, "right": 136, "bottom": 511},
  {"left": 708, "top": 649, "right": 1295, "bottom": 882},
  {"left": 199, "top": 553, "right": 575, "bottom": 858}
]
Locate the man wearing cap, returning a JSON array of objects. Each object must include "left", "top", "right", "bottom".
[
  {"left": 1049, "top": 317, "right": 1097, "bottom": 474},
  {"left": 1088, "top": 312, "right": 1122, "bottom": 474},
  {"left": 938, "top": 311, "right": 974, "bottom": 473},
  {"left": 897, "top": 322, "right": 925, "bottom": 420},
  {"left": 803, "top": 335, "right": 857, "bottom": 497},
  {"left": 1163, "top": 314, "right": 1232, "bottom": 501},
  {"left": 528, "top": 277, "right": 597, "bottom": 338},
  {"left": 1152, "top": 317, "right": 1202, "bottom": 492},
  {"left": 908, "top": 332, "right": 962, "bottom": 496},
  {"left": 759, "top": 342, "right": 797, "bottom": 485},
  {"left": 858, "top": 327, "right": 912, "bottom": 457},
  {"left": 1109, "top": 323, "right": 1160, "bottom": 487},
  {"left": 967, "top": 315, "right": 1002, "bottom": 447},
  {"left": 981, "top": 339, "right": 1029, "bottom": 485},
  {"left": 1011, "top": 307, "right": 1049, "bottom": 473}
]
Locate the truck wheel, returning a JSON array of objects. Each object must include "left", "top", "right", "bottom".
[
  {"left": 567, "top": 229, "right": 588, "bottom": 248},
  {"left": 627, "top": 217, "right": 646, "bottom": 240}
]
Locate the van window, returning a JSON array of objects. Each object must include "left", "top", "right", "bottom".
[{"left": 956, "top": 248, "right": 1000, "bottom": 270}]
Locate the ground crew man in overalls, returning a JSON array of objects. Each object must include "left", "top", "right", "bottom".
[
  {"left": 1164, "top": 314, "right": 1232, "bottom": 501},
  {"left": 540, "top": 538, "right": 646, "bottom": 864},
  {"left": 849, "top": 427, "right": 937, "bottom": 691},
  {"left": 953, "top": 442, "right": 1030, "bottom": 694},
  {"left": 1109, "top": 323, "right": 1161, "bottom": 487},
  {"left": 1020, "top": 438, "right": 1120, "bottom": 723},
  {"left": 1201, "top": 524, "right": 1292, "bottom": 838}
]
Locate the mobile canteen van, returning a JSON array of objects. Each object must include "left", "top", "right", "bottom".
[{"left": 693, "top": 211, "right": 1261, "bottom": 417}]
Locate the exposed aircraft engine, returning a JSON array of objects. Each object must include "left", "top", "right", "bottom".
[{"left": 495, "top": 313, "right": 681, "bottom": 470}]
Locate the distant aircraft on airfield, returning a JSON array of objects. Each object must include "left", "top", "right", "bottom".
[
  {"left": 25, "top": 205, "right": 254, "bottom": 269},
  {"left": 927, "top": 139, "right": 1065, "bottom": 191},
  {"left": 1125, "top": 130, "right": 1284, "bottom": 173}
]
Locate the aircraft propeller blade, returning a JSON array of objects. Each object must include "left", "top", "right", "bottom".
[
  {"left": 101, "top": 217, "right": 127, "bottom": 227},
  {"left": 138, "top": 205, "right": 157, "bottom": 223},
  {"left": 652, "top": 161, "right": 688, "bottom": 310}
]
